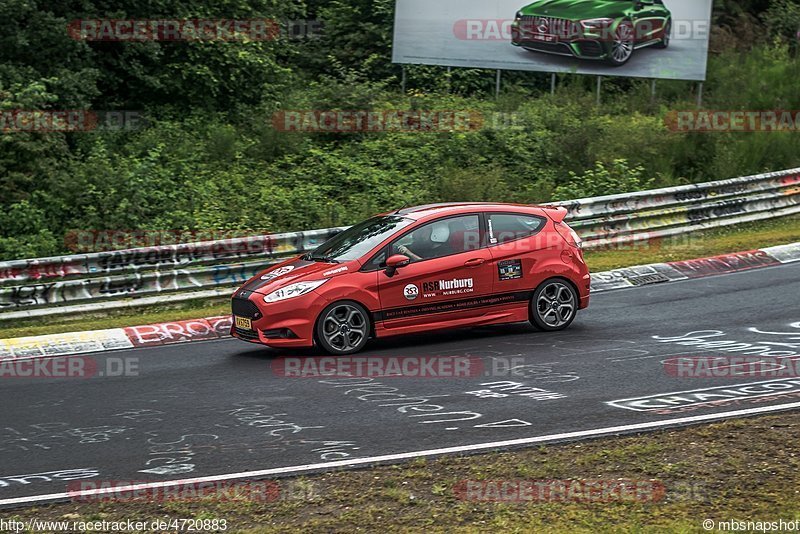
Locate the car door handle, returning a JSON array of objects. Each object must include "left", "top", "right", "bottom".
[{"left": 464, "top": 258, "right": 485, "bottom": 267}]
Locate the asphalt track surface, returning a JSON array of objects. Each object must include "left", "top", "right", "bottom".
[{"left": 2, "top": 261, "right": 799, "bottom": 506}]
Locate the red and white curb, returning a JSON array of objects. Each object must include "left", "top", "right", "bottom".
[
  {"left": 0, "top": 316, "right": 231, "bottom": 361},
  {"left": 590, "top": 243, "right": 800, "bottom": 292},
  {"left": 1, "top": 242, "right": 798, "bottom": 362}
]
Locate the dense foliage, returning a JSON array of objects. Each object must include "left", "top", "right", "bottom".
[{"left": 1, "top": 0, "right": 799, "bottom": 259}]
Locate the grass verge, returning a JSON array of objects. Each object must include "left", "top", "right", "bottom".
[
  {"left": 1, "top": 214, "right": 798, "bottom": 340},
  {"left": 585, "top": 213, "right": 800, "bottom": 271},
  {"left": 2, "top": 413, "right": 798, "bottom": 532}
]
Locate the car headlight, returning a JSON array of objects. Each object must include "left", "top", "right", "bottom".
[
  {"left": 515, "top": 10, "right": 523, "bottom": 20},
  {"left": 580, "top": 18, "right": 614, "bottom": 33},
  {"left": 263, "top": 279, "right": 328, "bottom": 303}
]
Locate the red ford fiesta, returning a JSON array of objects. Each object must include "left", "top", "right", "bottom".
[{"left": 231, "top": 203, "right": 590, "bottom": 354}]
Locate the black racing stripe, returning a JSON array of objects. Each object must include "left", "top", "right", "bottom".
[{"left": 374, "top": 291, "right": 532, "bottom": 321}]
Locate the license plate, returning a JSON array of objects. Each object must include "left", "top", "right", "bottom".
[
  {"left": 235, "top": 316, "right": 252, "bottom": 330},
  {"left": 533, "top": 34, "right": 555, "bottom": 42}
]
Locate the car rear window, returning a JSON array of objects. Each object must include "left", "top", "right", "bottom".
[{"left": 488, "top": 213, "right": 546, "bottom": 244}]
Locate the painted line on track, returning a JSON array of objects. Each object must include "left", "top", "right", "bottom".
[{"left": 4, "top": 400, "right": 800, "bottom": 508}]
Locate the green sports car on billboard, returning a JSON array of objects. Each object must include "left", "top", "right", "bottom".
[{"left": 511, "top": 0, "right": 672, "bottom": 66}]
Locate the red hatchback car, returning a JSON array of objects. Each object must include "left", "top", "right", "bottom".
[{"left": 231, "top": 203, "right": 590, "bottom": 354}]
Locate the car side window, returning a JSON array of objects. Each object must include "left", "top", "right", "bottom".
[
  {"left": 391, "top": 215, "right": 481, "bottom": 263},
  {"left": 364, "top": 248, "right": 387, "bottom": 270},
  {"left": 488, "top": 213, "right": 546, "bottom": 245}
]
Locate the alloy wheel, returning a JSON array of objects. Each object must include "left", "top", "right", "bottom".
[
  {"left": 535, "top": 281, "right": 576, "bottom": 328},
  {"left": 610, "top": 22, "right": 634, "bottom": 64},
  {"left": 320, "top": 303, "right": 368, "bottom": 353}
]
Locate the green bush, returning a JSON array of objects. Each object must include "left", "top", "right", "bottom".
[
  {"left": 554, "top": 160, "right": 655, "bottom": 201},
  {"left": 1, "top": 0, "right": 800, "bottom": 260}
]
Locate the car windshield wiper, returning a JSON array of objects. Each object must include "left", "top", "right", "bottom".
[{"left": 304, "top": 254, "right": 340, "bottom": 263}]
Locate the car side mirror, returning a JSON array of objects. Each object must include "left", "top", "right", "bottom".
[{"left": 385, "top": 254, "right": 410, "bottom": 277}]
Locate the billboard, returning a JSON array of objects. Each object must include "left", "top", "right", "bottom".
[{"left": 392, "top": 0, "right": 713, "bottom": 81}]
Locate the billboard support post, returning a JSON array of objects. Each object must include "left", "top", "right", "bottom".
[
  {"left": 651, "top": 79, "right": 657, "bottom": 104},
  {"left": 550, "top": 73, "right": 556, "bottom": 95},
  {"left": 401, "top": 66, "right": 407, "bottom": 93},
  {"left": 697, "top": 82, "right": 704, "bottom": 108},
  {"left": 495, "top": 69, "right": 501, "bottom": 98},
  {"left": 446, "top": 66, "right": 452, "bottom": 93},
  {"left": 596, "top": 76, "right": 602, "bottom": 105}
]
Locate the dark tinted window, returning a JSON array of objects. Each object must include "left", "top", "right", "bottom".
[{"left": 488, "top": 213, "right": 545, "bottom": 245}]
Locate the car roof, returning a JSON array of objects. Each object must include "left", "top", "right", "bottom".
[{"left": 390, "top": 202, "right": 546, "bottom": 221}]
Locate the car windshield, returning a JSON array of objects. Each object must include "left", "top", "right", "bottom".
[{"left": 306, "top": 215, "right": 414, "bottom": 262}]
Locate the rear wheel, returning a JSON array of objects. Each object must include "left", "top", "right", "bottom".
[
  {"left": 315, "top": 301, "right": 371, "bottom": 355},
  {"left": 530, "top": 279, "right": 578, "bottom": 331},
  {"left": 655, "top": 20, "right": 671, "bottom": 49}
]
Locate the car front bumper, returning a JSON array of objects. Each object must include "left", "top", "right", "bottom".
[
  {"left": 511, "top": 23, "right": 608, "bottom": 60},
  {"left": 230, "top": 290, "right": 327, "bottom": 348}
]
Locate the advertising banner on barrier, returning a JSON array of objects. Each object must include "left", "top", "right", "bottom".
[{"left": 392, "top": 0, "right": 713, "bottom": 81}]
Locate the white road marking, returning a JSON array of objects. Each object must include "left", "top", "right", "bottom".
[{"left": 3, "top": 400, "right": 800, "bottom": 507}]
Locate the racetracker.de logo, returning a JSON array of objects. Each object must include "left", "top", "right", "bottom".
[
  {"left": 271, "top": 356, "right": 484, "bottom": 378},
  {"left": 1, "top": 110, "right": 96, "bottom": 132},
  {"left": 1, "top": 110, "right": 144, "bottom": 133},
  {"left": 272, "top": 110, "right": 484, "bottom": 133},
  {"left": 665, "top": 110, "right": 800, "bottom": 132},
  {"left": 67, "top": 480, "right": 280, "bottom": 502},
  {"left": 67, "top": 19, "right": 290, "bottom": 41},
  {"left": 64, "top": 228, "right": 266, "bottom": 253},
  {"left": 0, "top": 357, "right": 138, "bottom": 379},
  {"left": 453, "top": 18, "right": 708, "bottom": 41},
  {"left": 454, "top": 479, "right": 666, "bottom": 503},
  {"left": 664, "top": 356, "right": 800, "bottom": 378}
]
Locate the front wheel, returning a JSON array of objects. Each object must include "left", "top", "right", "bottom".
[
  {"left": 530, "top": 280, "right": 578, "bottom": 331},
  {"left": 605, "top": 20, "right": 635, "bottom": 66},
  {"left": 315, "top": 301, "right": 371, "bottom": 354}
]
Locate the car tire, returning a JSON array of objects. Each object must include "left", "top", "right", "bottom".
[
  {"left": 315, "top": 300, "right": 371, "bottom": 355},
  {"left": 655, "top": 20, "right": 671, "bottom": 49},
  {"left": 605, "top": 20, "right": 635, "bottom": 66},
  {"left": 529, "top": 279, "right": 578, "bottom": 331}
]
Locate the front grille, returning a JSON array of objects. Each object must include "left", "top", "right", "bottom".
[
  {"left": 234, "top": 326, "right": 260, "bottom": 341},
  {"left": 522, "top": 41, "right": 574, "bottom": 56},
  {"left": 232, "top": 297, "right": 260, "bottom": 319},
  {"left": 518, "top": 16, "right": 580, "bottom": 39}
]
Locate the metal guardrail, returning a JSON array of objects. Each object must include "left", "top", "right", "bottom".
[
  {"left": 0, "top": 168, "right": 798, "bottom": 320},
  {"left": 0, "top": 228, "right": 347, "bottom": 319},
  {"left": 558, "top": 167, "right": 800, "bottom": 248}
]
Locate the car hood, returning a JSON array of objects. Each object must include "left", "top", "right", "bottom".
[
  {"left": 238, "top": 256, "right": 356, "bottom": 295},
  {"left": 519, "top": 0, "right": 628, "bottom": 21}
]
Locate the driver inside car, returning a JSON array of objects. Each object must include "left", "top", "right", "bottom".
[{"left": 396, "top": 221, "right": 452, "bottom": 262}]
